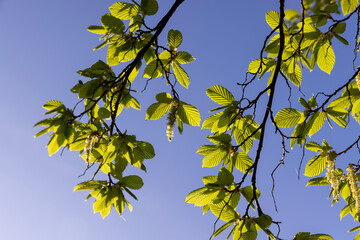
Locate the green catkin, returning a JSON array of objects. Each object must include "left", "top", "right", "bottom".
[
  {"left": 325, "top": 154, "right": 339, "bottom": 201},
  {"left": 166, "top": 99, "right": 179, "bottom": 142},
  {"left": 84, "top": 134, "right": 98, "bottom": 166},
  {"left": 356, "top": 71, "right": 360, "bottom": 91},
  {"left": 346, "top": 164, "right": 360, "bottom": 216}
]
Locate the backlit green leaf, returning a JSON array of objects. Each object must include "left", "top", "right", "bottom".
[
  {"left": 168, "top": 29, "right": 182, "bottom": 49},
  {"left": 146, "top": 102, "right": 171, "bottom": 120},
  {"left": 304, "top": 154, "right": 327, "bottom": 177},
  {"left": 109, "top": 2, "right": 140, "bottom": 20},
  {"left": 317, "top": 39, "right": 335, "bottom": 74},
  {"left": 206, "top": 85, "right": 234, "bottom": 106},
  {"left": 341, "top": 0, "right": 359, "bottom": 15},
  {"left": 177, "top": 101, "right": 201, "bottom": 126},
  {"left": 274, "top": 108, "right": 301, "bottom": 128},
  {"left": 173, "top": 61, "right": 190, "bottom": 88}
]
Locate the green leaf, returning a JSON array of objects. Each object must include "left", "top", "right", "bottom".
[
  {"left": 202, "top": 146, "right": 228, "bottom": 168},
  {"left": 185, "top": 187, "right": 207, "bottom": 204},
  {"left": 137, "top": 141, "right": 155, "bottom": 159},
  {"left": 146, "top": 102, "right": 171, "bottom": 120},
  {"left": 177, "top": 101, "right": 201, "bottom": 126},
  {"left": 34, "top": 127, "right": 52, "bottom": 138},
  {"left": 98, "top": 107, "right": 111, "bottom": 119},
  {"left": 308, "top": 112, "right": 326, "bottom": 137},
  {"left": 341, "top": 0, "right": 359, "bottom": 15},
  {"left": 317, "top": 39, "right": 335, "bottom": 74},
  {"left": 101, "top": 14, "right": 125, "bottom": 34},
  {"left": 168, "top": 29, "right": 182, "bottom": 49},
  {"left": 121, "top": 175, "right": 144, "bottom": 190},
  {"left": 254, "top": 214, "right": 272, "bottom": 230},
  {"left": 234, "top": 152, "right": 253, "bottom": 173},
  {"left": 334, "top": 33, "right": 349, "bottom": 45},
  {"left": 140, "top": 0, "right": 159, "bottom": 16},
  {"left": 43, "top": 100, "right": 64, "bottom": 112},
  {"left": 352, "top": 98, "right": 360, "bottom": 117},
  {"left": 87, "top": 25, "right": 106, "bottom": 35},
  {"left": 129, "top": 15, "right": 142, "bottom": 32},
  {"left": 47, "top": 134, "right": 66, "bottom": 156},
  {"left": 217, "top": 168, "right": 234, "bottom": 186},
  {"left": 143, "top": 59, "right": 168, "bottom": 78},
  {"left": 355, "top": 231, "right": 360, "bottom": 240},
  {"left": 212, "top": 221, "right": 234, "bottom": 238},
  {"left": 304, "top": 154, "right": 327, "bottom": 177},
  {"left": 173, "top": 62, "right": 190, "bottom": 88},
  {"left": 333, "top": 22, "right": 346, "bottom": 34},
  {"left": 248, "top": 58, "right": 275, "bottom": 74},
  {"left": 210, "top": 203, "right": 239, "bottom": 222},
  {"left": 155, "top": 92, "right": 173, "bottom": 103},
  {"left": 202, "top": 112, "right": 222, "bottom": 130},
  {"left": 266, "top": 11, "right": 280, "bottom": 30},
  {"left": 306, "top": 177, "right": 329, "bottom": 186},
  {"left": 206, "top": 85, "right": 234, "bottom": 106},
  {"left": 305, "top": 142, "right": 323, "bottom": 152},
  {"left": 340, "top": 204, "right": 351, "bottom": 220},
  {"left": 109, "top": 2, "right": 140, "bottom": 20},
  {"left": 308, "top": 234, "right": 334, "bottom": 240},
  {"left": 175, "top": 51, "right": 195, "bottom": 64},
  {"left": 348, "top": 225, "right": 360, "bottom": 232},
  {"left": 74, "top": 180, "right": 107, "bottom": 191},
  {"left": 274, "top": 108, "right": 301, "bottom": 128},
  {"left": 240, "top": 186, "right": 260, "bottom": 209},
  {"left": 285, "top": 9, "right": 299, "bottom": 20},
  {"left": 294, "top": 232, "right": 311, "bottom": 240},
  {"left": 197, "top": 145, "right": 218, "bottom": 155},
  {"left": 78, "top": 80, "right": 101, "bottom": 99}
]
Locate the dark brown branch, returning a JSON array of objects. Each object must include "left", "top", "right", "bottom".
[{"left": 337, "top": 136, "right": 360, "bottom": 156}]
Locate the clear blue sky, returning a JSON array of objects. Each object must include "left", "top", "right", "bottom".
[{"left": 0, "top": 0, "right": 359, "bottom": 239}]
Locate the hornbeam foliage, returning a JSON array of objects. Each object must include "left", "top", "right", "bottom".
[{"left": 35, "top": 0, "right": 360, "bottom": 239}]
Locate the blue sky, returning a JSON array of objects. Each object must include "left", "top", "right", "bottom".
[{"left": 0, "top": 0, "right": 359, "bottom": 239}]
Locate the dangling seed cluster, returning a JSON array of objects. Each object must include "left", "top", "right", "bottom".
[
  {"left": 325, "top": 156, "right": 339, "bottom": 201},
  {"left": 347, "top": 164, "right": 360, "bottom": 215},
  {"left": 84, "top": 134, "right": 98, "bottom": 166},
  {"left": 166, "top": 99, "right": 179, "bottom": 142},
  {"left": 356, "top": 71, "right": 360, "bottom": 91}
]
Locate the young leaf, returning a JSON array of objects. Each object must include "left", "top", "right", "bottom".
[
  {"left": 341, "top": 0, "right": 359, "bottom": 15},
  {"left": 304, "top": 154, "right": 327, "bottom": 177},
  {"left": 234, "top": 152, "right": 253, "bottom": 173},
  {"left": 109, "top": 2, "right": 140, "bottom": 20},
  {"left": 306, "top": 177, "right": 329, "bottom": 186},
  {"left": 274, "top": 108, "right": 301, "bottom": 128},
  {"left": 121, "top": 175, "right": 144, "bottom": 190},
  {"left": 212, "top": 221, "right": 234, "bottom": 238},
  {"left": 101, "top": 14, "right": 125, "bottom": 34},
  {"left": 173, "top": 62, "right": 190, "bottom": 88},
  {"left": 305, "top": 142, "right": 323, "bottom": 152},
  {"left": 140, "top": 0, "right": 159, "bottom": 16},
  {"left": 308, "top": 112, "right": 326, "bottom": 137},
  {"left": 206, "top": 85, "right": 234, "bottom": 106},
  {"left": 202, "top": 146, "right": 228, "bottom": 168},
  {"left": 266, "top": 11, "right": 280, "bottom": 30},
  {"left": 177, "top": 101, "right": 201, "bottom": 126},
  {"left": 146, "top": 102, "right": 171, "bottom": 120},
  {"left": 168, "top": 29, "right": 182, "bottom": 49},
  {"left": 175, "top": 51, "right": 195, "bottom": 64},
  {"left": 317, "top": 39, "right": 335, "bottom": 74}
]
